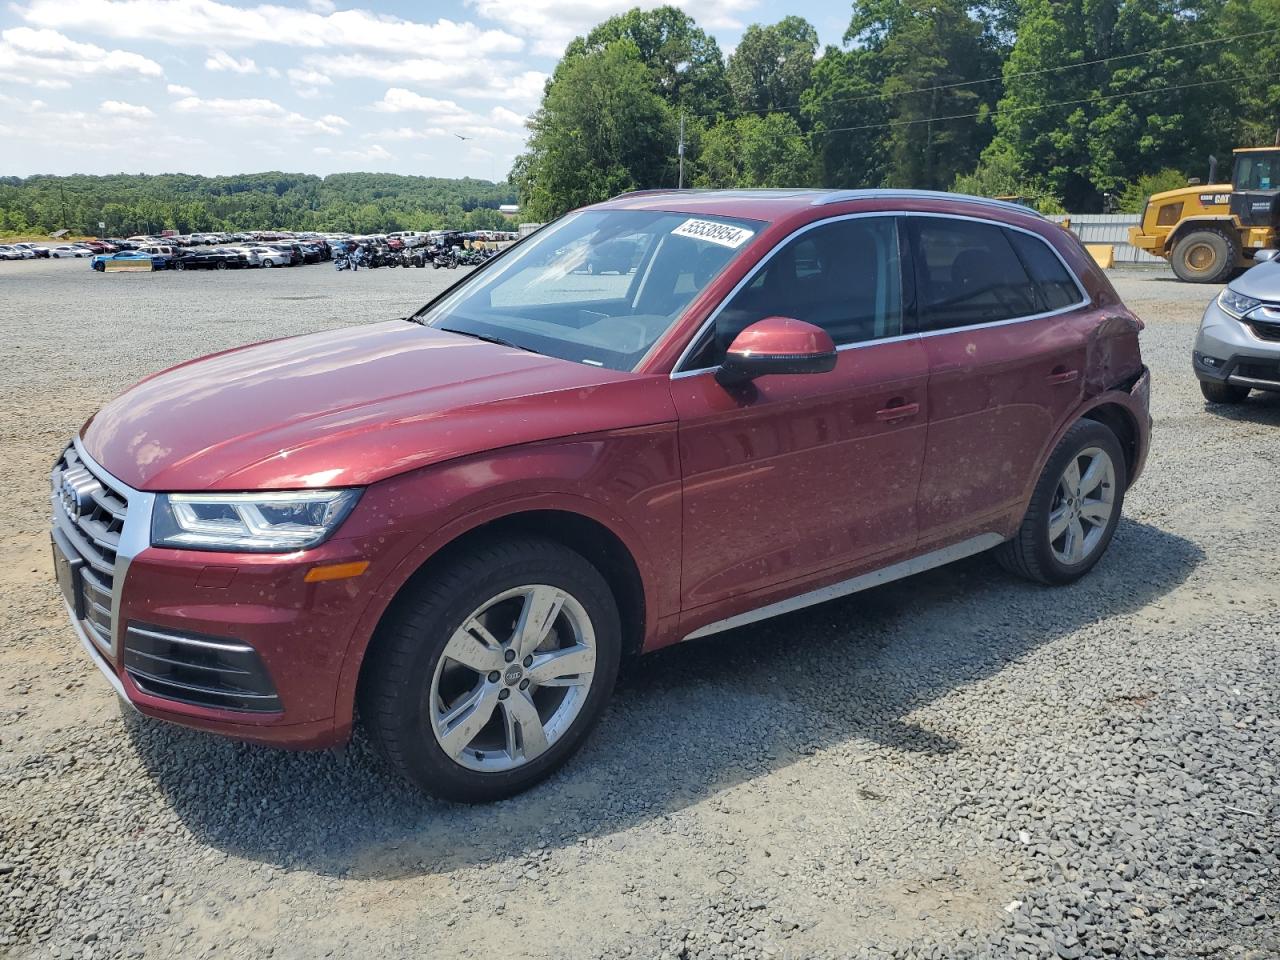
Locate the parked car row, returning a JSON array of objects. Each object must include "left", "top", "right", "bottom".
[
  {"left": 7, "top": 228, "right": 520, "bottom": 268},
  {"left": 91, "top": 240, "right": 334, "bottom": 272},
  {"left": 0, "top": 242, "right": 53, "bottom": 259}
]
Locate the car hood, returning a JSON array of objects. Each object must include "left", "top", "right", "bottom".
[
  {"left": 1228, "top": 260, "right": 1280, "bottom": 302},
  {"left": 82, "top": 320, "right": 675, "bottom": 491}
]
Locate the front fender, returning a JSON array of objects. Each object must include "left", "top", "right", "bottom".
[{"left": 328, "top": 424, "right": 683, "bottom": 738}]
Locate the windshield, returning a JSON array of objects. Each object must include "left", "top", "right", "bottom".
[
  {"left": 1236, "top": 154, "right": 1280, "bottom": 191},
  {"left": 414, "top": 209, "right": 763, "bottom": 371}
]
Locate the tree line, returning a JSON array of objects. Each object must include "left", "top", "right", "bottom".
[
  {"left": 513, "top": 0, "right": 1280, "bottom": 219},
  {"left": 0, "top": 172, "right": 518, "bottom": 237}
]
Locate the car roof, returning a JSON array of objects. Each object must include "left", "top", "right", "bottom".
[{"left": 592, "top": 187, "right": 1045, "bottom": 224}]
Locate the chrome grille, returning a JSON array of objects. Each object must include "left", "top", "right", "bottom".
[{"left": 52, "top": 444, "right": 128, "bottom": 655}]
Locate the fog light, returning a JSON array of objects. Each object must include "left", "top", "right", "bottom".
[{"left": 1194, "top": 352, "right": 1221, "bottom": 368}]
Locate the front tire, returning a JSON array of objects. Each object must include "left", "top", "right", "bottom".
[
  {"left": 360, "top": 538, "right": 621, "bottom": 802},
  {"left": 1200, "top": 379, "right": 1250, "bottom": 404},
  {"left": 996, "top": 419, "right": 1127, "bottom": 585},
  {"left": 1171, "top": 228, "right": 1237, "bottom": 283}
]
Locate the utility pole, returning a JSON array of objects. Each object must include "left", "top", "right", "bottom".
[{"left": 678, "top": 113, "right": 685, "bottom": 190}]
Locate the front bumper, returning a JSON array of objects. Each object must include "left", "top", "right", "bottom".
[
  {"left": 1127, "top": 226, "right": 1163, "bottom": 255},
  {"left": 1193, "top": 299, "right": 1280, "bottom": 391},
  {"left": 52, "top": 439, "right": 382, "bottom": 749}
]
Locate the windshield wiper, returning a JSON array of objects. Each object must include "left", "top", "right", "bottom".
[{"left": 439, "top": 327, "right": 534, "bottom": 352}]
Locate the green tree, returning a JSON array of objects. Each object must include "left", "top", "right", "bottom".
[
  {"left": 1213, "top": 0, "right": 1280, "bottom": 150},
  {"left": 802, "top": 47, "right": 889, "bottom": 187},
  {"left": 726, "top": 17, "right": 819, "bottom": 116},
  {"left": 950, "top": 149, "right": 1066, "bottom": 212},
  {"left": 514, "top": 39, "right": 677, "bottom": 220},
  {"left": 1116, "top": 167, "right": 1190, "bottom": 212},
  {"left": 846, "top": 0, "right": 1000, "bottom": 189},
  {"left": 563, "top": 6, "right": 728, "bottom": 115},
  {"left": 984, "top": 0, "right": 1225, "bottom": 210},
  {"left": 696, "top": 113, "right": 814, "bottom": 187}
]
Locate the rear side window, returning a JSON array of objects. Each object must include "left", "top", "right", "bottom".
[
  {"left": 1005, "top": 229, "right": 1081, "bottom": 312},
  {"left": 910, "top": 217, "right": 1038, "bottom": 331}
]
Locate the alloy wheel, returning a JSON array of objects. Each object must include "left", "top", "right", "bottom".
[
  {"left": 1048, "top": 446, "right": 1116, "bottom": 565},
  {"left": 429, "top": 584, "right": 597, "bottom": 773}
]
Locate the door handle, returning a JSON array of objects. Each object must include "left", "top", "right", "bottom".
[
  {"left": 1047, "top": 367, "right": 1080, "bottom": 385},
  {"left": 875, "top": 400, "right": 920, "bottom": 422}
]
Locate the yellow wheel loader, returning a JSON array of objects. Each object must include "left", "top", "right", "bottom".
[{"left": 1129, "top": 148, "right": 1280, "bottom": 282}]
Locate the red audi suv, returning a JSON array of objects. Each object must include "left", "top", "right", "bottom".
[{"left": 52, "top": 189, "right": 1150, "bottom": 801}]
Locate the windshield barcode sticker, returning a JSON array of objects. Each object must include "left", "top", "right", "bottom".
[{"left": 671, "top": 219, "right": 754, "bottom": 249}]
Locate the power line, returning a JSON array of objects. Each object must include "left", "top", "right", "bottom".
[
  {"left": 801, "top": 69, "right": 1280, "bottom": 140},
  {"left": 699, "top": 25, "right": 1280, "bottom": 123}
]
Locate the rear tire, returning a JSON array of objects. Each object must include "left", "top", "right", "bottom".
[
  {"left": 360, "top": 538, "right": 621, "bottom": 803},
  {"left": 996, "top": 419, "right": 1127, "bottom": 586},
  {"left": 1171, "top": 228, "right": 1237, "bottom": 283},
  {"left": 1200, "top": 379, "right": 1250, "bottom": 404}
]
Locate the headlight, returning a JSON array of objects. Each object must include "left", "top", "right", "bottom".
[
  {"left": 151, "top": 489, "right": 361, "bottom": 552},
  {"left": 1218, "top": 288, "right": 1261, "bottom": 319}
]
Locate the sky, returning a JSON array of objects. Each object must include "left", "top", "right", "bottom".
[{"left": 0, "top": 0, "right": 850, "bottom": 181}]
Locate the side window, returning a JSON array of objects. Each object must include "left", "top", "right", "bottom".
[
  {"left": 695, "top": 216, "right": 903, "bottom": 366},
  {"left": 910, "top": 217, "right": 1038, "bottom": 331},
  {"left": 1005, "top": 229, "right": 1082, "bottom": 312}
]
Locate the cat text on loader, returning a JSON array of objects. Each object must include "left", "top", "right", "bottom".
[{"left": 1129, "top": 149, "right": 1280, "bottom": 282}]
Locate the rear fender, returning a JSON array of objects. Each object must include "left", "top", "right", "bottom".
[{"left": 1012, "top": 369, "right": 1152, "bottom": 536}]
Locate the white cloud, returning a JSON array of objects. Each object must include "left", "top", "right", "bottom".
[
  {"left": 3, "top": 99, "right": 160, "bottom": 152},
  {"left": 100, "top": 99, "right": 154, "bottom": 118},
  {"left": 314, "top": 143, "right": 393, "bottom": 163},
  {"left": 205, "top": 48, "right": 258, "bottom": 73},
  {"left": 17, "top": 0, "right": 524, "bottom": 58},
  {"left": 0, "top": 26, "right": 162, "bottom": 87},
  {"left": 287, "top": 65, "right": 331, "bottom": 98},
  {"left": 166, "top": 83, "right": 195, "bottom": 95},
  {"left": 288, "top": 67, "right": 331, "bottom": 87},
  {"left": 312, "top": 53, "right": 545, "bottom": 105},
  {"left": 370, "top": 88, "right": 528, "bottom": 142},
  {"left": 466, "top": 0, "right": 756, "bottom": 57},
  {"left": 172, "top": 95, "right": 346, "bottom": 135}
]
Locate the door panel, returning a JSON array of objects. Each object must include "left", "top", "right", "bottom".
[
  {"left": 906, "top": 215, "right": 1094, "bottom": 543},
  {"left": 673, "top": 337, "right": 929, "bottom": 609}
]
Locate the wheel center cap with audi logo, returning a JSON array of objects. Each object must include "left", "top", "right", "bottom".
[{"left": 503, "top": 664, "right": 523, "bottom": 686}]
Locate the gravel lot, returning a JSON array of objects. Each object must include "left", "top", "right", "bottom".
[{"left": 1, "top": 258, "right": 1276, "bottom": 960}]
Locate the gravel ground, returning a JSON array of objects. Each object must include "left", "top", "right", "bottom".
[{"left": 0, "top": 258, "right": 1276, "bottom": 960}]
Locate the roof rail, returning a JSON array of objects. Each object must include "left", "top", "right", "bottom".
[
  {"left": 815, "top": 189, "right": 1045, "bottom": 218},
  {"left": 609, "top": 188, "right": 696, "bottom": 200}
]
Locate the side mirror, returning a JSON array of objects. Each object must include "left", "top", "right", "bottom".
[
  {"left": 1254, "top": 249, "right": 1279, "bottom": 264},
  {"left": 715, "top": 317, "right": 837, "bottom": 387}
]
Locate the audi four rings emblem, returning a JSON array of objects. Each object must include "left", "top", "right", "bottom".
[{"left": 58, "top": 475, "right": 88, "bottom": 520}]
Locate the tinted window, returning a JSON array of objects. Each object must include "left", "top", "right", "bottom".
[
  {"left": 911, "top": 217, "right": 1039, "bottom": 331},
  {"left": 691, "top": 216, "right": 903, "bottom": 367},
  {"left": 1005, "top": 229, "right": 1081, "bottom": 312}
]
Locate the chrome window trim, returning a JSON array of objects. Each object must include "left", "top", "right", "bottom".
[{"left": 669, "top": 210, "right": 1091, "bottom": 380}]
